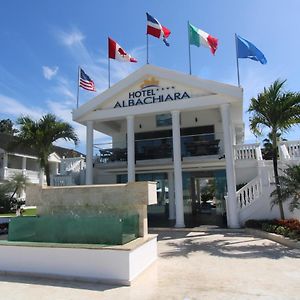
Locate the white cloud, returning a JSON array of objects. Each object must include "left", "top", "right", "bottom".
[
  {"left": 54, "top": 27, "right": 144, "bottom": 93},
  {"left": 56, "top": 28, "right": 85, "bottom": 47},
  {"left": 47, "top": 99, "right": 109, "bottom": 152},
  {"left": 0, "top": 94, "right": 44, "bottom": 119},
  {"left": 0, "top": 92, "right": 110, "bottom": 153},
  {"left": 55, "top": 76, "right": 75, "bottom": 100},
  {"left": 42, "top": 66, "right": 59, "bottom": 80}
]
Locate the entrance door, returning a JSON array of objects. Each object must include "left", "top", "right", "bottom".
[{"left": 183, "top": 171, "right": 227, "bottom": 227}]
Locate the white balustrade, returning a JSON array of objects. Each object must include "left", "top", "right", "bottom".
[
  {"left": 234, "top": 143, "right": 262, "bottom": 160},
  {"left": 51, "top": 175, "right": 75, "bottom": 186},
  {"left": 236, "top": 177, "right": 262, "bottom": 209},
  {"left": 6, "top": 168, "right": 23, "bottom": 179},
  {"left": 60, "top": 157, "right": 85, "bottom": 175},
  {"left": 281, "top": 140, "right": 300, "bottom": 159}
]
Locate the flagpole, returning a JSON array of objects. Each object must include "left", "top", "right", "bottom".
[
  {"left": 108, "top": 56, "right": 111, "bottom": 88},
  {"left": 76, "top": 66, "right": 80, "bottom": 108},
  {"left": 108, "top": 37, "right": 111, "bottom": 88},
  {"left": 146, "top": 34, "right": 149, "bottom": 64},
  {"left": 188, "top": 21, "right": 192, "bottom": 75},
  {"left": 235, "top": 33, "right": 241, "bottom": 87}
]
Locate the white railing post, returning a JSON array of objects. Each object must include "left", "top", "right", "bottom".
[
  {"left": 281, "top": 140, "right": 300, "bottom": 159},
  {"left": 236, "top": 176, "right": 262, "bottom": 210},
  {"left": 235, "top": 143, "right": 263, "bottom": 161},
  {"left": 255, "top": 144, "right": 263, "bottom": 160}
]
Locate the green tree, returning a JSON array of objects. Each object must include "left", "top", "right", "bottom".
[
  {"left": 0, "top": 119, "right": 18, "bottom": 135},
  {"left": 16, "top": 114, "right": 79, "bottom": 186},
  {"left": 0, "top": 174, "right": 29, "bottom": 213},
  {"left": 262, "top": 133, "right": 286, "bottom": 160},
  {"left": 0, "top": 184, "right": 13, "bottom": 213},
  {"left": 271, "top": 165, "right": 300, "bottom": 212},
  {"left": 7, "top": 173, "right": 29, "bottom": 203},
  {"left": 248, "top": 79, "right": 300, "bottom": 219}
]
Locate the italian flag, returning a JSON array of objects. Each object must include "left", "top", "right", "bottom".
[{"left": 188, "top": 23, "right": 218, "bottom": 55}]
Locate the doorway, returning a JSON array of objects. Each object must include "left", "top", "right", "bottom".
[{"left": 183, "top": 170, "right": 227, "bottom": 227}]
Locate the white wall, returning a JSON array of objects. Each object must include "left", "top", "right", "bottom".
[
  {"left": 235, "top": 164, "right": 258, "bottom": 186},
  {"left": 0, "top": 236, "right": 158, "bottom": 285}
]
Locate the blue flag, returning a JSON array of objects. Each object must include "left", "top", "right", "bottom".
[{"left": 236, "top": 35, "right": 267, "bottom": 64}]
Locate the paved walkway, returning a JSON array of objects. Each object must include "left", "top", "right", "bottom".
[{"left": 0, "top": 229, "right": 300, "bottom": 299}]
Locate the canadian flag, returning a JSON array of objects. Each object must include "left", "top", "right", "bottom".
[{"left": 108, "top": 37, "right": 137, "bottom": 63}]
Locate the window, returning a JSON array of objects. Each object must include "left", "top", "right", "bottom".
[{"left": 156, "top": 113, "right": 172, "bottom": 127}]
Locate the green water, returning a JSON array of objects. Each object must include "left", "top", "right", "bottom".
[{"left": 8, "top": 214, "right": 139, "bottom": 245}]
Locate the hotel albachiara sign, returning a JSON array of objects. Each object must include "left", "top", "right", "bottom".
[{"left": 113, "top": 77, "right": 191, "bottom": 109}]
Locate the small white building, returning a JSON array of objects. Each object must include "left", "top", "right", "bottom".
[
  {"left": 0, "top": 133, "right": 60, "bottom": 184},
  {"left": 0, "top": 133, "right": 85, "bottom": 186},
  {"left": 73, "top": 65, "right": 300, "bottom": 228}
]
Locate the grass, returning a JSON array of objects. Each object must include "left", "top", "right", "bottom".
[{"left": 0, "top": 207, "right": 37, "bottom": 218}]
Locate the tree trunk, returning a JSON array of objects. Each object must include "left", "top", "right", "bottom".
[
  {"left": 9, "top": 187, "right": 17, "bottom": 203},
  {"left": 45, "top": 162, "right": 51, "bottom": 186},
  {"left": 272, "top": 132, "right": 285, "bottom": 219}
]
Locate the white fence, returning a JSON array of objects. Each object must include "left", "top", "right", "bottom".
[{"left": 234, "top": 143, "right": 263, "bottom": 160}]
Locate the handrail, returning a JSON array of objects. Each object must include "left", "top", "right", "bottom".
[
  {"left": 234, "top": 143, "right": 262, "bottom": 160},
  {"left": 236, "top": 176, "right": 262, "bottom": 210},
  {"left": 280, "top": 140, "right": 300, "bottom": 158}
]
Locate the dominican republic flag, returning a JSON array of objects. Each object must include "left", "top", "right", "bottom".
[
  {"left": 79, "top": 68, "right": 96, "bottom": 92},
  {"left": 188, "top": 22, "right": 218, "bottom": 55},
  {"left": 108, "top": 38, "right": 137, "bottom": 62},
  {"left": 146, "top": 13, "right": 171, "bottom": 46}
]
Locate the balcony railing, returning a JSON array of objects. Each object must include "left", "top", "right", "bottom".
[
  {"left": 234, "top": 143, "right": 263, "bottom": 160},
  {"left": 97, "top": 134, "right": 220, "bottom": 163},
  {"left": 280, "top": 140, "right": 300, "bottom": 159}
]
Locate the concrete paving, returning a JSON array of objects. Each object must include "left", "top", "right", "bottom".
[{"left": 0, "top": 229, "right": 300, "bottom": 299}]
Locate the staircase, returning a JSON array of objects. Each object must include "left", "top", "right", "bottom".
[
  {"left": 236, "top": 168, "right": 300, "bottom": 223},
  {"left": 51, "top": 157, "right": 86, "bottom": 186},
  {"left": 233, "top": 142, "right": 300, "bottom": 224}
]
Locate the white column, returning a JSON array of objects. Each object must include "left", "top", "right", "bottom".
[
  {"left": 127, "top": 116, "right": 135, "bottom": 182},
  {"left": 86, "top": 120, "right": 94, "bottom": 185},
  {"left": 221, "top": 104, "right": 240, "bottom": 228},
  {"left": 39, "top": 168, "right": 44, "bottom": 186},
  {"left": 168, "top": 171, "right": 176, "bottom": 220},
  {"left": 3, "top": 153, "right": 8, "bottom": 179},
  {"left": 171, "top": 111, "right": 185, "bottom": 227},
  {"left": 22, "top": 157, "right": 27, "bottom": 176}
]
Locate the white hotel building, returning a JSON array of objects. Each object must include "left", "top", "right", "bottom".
[{"left": 73, "top": 65, "right": 300, "bottom": 228}]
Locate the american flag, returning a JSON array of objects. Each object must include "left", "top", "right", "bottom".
[{"left": 79, "top": 68, "right": 96, "bottom": 92}]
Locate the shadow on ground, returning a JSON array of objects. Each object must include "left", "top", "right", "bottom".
[
  {"left": 0, "top": 274, "right": 121, "bottom": 292},
  {"left": 154, "top": 230, "right": 300, "bottom": 260}
]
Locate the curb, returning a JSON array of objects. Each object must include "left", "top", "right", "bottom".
[
  {"left": 245, "top": 228, "right": 300, "bottom": 250},
  {"left": 150, "top": 227, "right": 246, "bottom": 233}
]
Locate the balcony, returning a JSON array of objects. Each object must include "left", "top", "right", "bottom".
[{"left": 96, "top": 134, "right": 220, "bottom": 163}]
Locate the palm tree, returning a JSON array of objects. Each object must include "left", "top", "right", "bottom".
[
  {"left": 262, "top": 133, "right": 286, "bottom": 160},
  {"left": 248, "top": 79, "right": 300, "bottom": 219},
  {"left": 8, "top": 173, "right": 29, "bottom": 202},
  {"left": 271, "top": 165, "right": 300, "bottom": 212},
  {"left": 16, "top": 114, "right": 79, "bottom": 186}
]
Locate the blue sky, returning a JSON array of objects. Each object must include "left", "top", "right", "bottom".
[{"left": 0, "top": 0, "right": 299, "bottom": 153}]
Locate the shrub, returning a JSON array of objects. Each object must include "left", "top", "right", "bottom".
[
  {"left": 0, "top": 184, "right": 14, "bottom": 213},
  {"left": 275, "top": 226, "right": 290, "bottom": 237},
  {"left": 245, "top": 219, "right": 277, "bottom": 229},
  {"left": 245, "top": 219, "right": 263, "bottom": 229},
  {"left": 277, "top": 219, "right": 300, "bottom": 231},
  {"left": 262, "top": 223, "right": 278, "bottom": 233},
  {"left": 247, "top": 218, "right": 300, "bottom": 241}
]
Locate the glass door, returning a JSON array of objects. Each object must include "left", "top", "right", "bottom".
[{"left": 183, "top": 170, "right": 227, "bottom": 227}]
